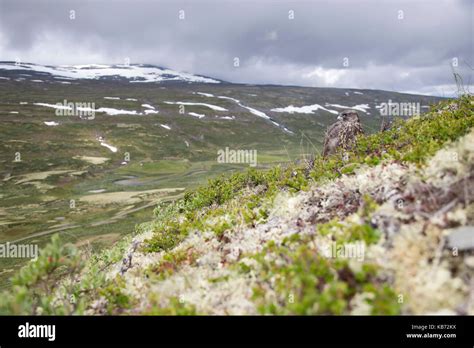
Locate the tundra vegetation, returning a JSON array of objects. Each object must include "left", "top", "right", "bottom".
[{"left": 0, "top": 96, "right": 472, "bottom": 315}]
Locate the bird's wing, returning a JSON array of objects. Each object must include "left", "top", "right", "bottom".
[
  {"left": 355, "top": 121, "right": 364, "bottom": 135},
  {"left": 322, "top": 122, "right": 341, "bottom": 156}
]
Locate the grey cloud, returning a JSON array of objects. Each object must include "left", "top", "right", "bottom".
[{"left": 0, "top": 0, "right": 472, "bottom": 95}]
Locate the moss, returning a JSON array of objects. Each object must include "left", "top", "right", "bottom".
[
  {"left": 213, "top": 220, "right": 233, "bottom": 236},
  {"left": 237, "top": 262, "right": 252, "bottom": 274},
  {"left": 346, "top": 223, "right": 381, "bottom": 245},
  {"left": 340, "top": 163, "right": 359, "bottom": 175},
  {"left": 143, "top": 220, "right": 187, "bottom": 253},
  {"left": 363, "top": 284, "right": 401, "bottom": 315},
  {"left": 313, "top": 199, "right": 380, "bottom": 245},
  {"left": 0, "top": 234, "right": 106, "bottom": 315},
  {"left": 182, "top": 168, "right": 274, "bottom": 212},
  {"left": 144, "top": 296, "right": 197, "bottom": 315},
  {"left": 252, "top": 241, "right": 400, "bottom": 315},
  {"left": 282, "top": 232, "right": 302, "bottom": 246},
  {"left": 146, "top": 247, "right": 197, "bottom": 280},
  {"left": 99, "top": 275, "right": 131, "bottom": 314},
  {"left": 208, "top": 275, "right": 231, "bottom": 283}
]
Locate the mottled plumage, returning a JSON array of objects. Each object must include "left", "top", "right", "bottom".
[{"left": 322, "top": 109, "right": 363, "bottom": 157}]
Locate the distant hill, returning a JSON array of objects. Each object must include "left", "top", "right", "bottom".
[{"left": 0, "top": 62, "right": 222, "bottom": 84}]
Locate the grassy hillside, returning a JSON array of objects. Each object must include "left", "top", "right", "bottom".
[
  {"left": 0, "top": 77, "right": 442, "bottom": 288},
  {"left": 0, "top": 95, "right": 471, "bottom": 315}
]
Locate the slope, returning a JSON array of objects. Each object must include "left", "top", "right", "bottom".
[{"left": 0, "top": 95, "right": 472, "bottom": 315}]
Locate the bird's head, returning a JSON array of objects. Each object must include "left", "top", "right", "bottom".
[{"left": 337, "top": 109, "right": 360, "bottom": 123}]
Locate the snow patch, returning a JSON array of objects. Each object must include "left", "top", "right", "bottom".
[
  {"left": 351, "top": 104, "right": 371, "bottom": 113},
  {"left": 0, "top": 63, "right": 220, "bottom": 84},
  {"left": 188, "top": 112, "right": 205, "bottom": 119},
  {"left": 164, "top": 101, "right": 227, "bottom": 111},
  {"left": 271, "top": 104, "right": 338, "bottom": 115},
  {"left": 88, "top": 189, "right": 106, "bottom": 193},
  {"left": 218, "top": 96, "right": 271, "bottom": 119},
  {"left": 218, "top": 96, "right": 293, "bottom": 134},
  {"left": 72, "top": 64, "right": 110, "bottom": 69},
  {"left": 326, "top": 103, "right": 371, "bottom": 113},
  {"left": 144, "top": 110, "right": 159, "bottom": 115},
  {"left": 196, "top": 92, "right": 215, "bottom": 97},
  {"left": 100, "top": 141, "right": 117, "bottom": 153},
  {"left": 34, "top": 102, "right": 140, "bottom": 116},
  {"left": 35, "top": 102, "right": 71, "bottom": 110},
  {"left": 44, "top": 121, "right": 59, "bottom": 126},
  {"left": 95, "top": 107, "right": 139, "bottom": 116}
]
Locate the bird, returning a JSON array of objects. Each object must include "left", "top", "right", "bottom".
[{"left": 322, "top": 109, "right": 364, "bottom": 157}]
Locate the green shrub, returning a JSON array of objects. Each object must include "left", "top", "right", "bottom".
[
  {"left": 253, "top": 242, "right": 400, "bottom": 315},
  {"left": 0, "top": 234, "right": 84, "bottom": 314}
]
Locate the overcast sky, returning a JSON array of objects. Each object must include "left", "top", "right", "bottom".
[{"left": 0, "top": 0, "right": 472, "bottom": 96}]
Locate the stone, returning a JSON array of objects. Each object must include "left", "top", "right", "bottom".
[{"left": 447, "top": 226, "right": 474, "bottom": 251}]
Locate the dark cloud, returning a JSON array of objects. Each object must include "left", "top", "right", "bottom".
[{"left": 0, "top": 0, "right": 472, "bottom": 95}]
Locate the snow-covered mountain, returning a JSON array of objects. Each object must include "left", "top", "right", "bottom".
[{"left": 0, "top": 62, "right": 221, "bottom": 84}]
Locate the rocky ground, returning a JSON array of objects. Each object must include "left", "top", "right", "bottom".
[{"left": 97, "top": 125, "right": 473, "bottom": 315}]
